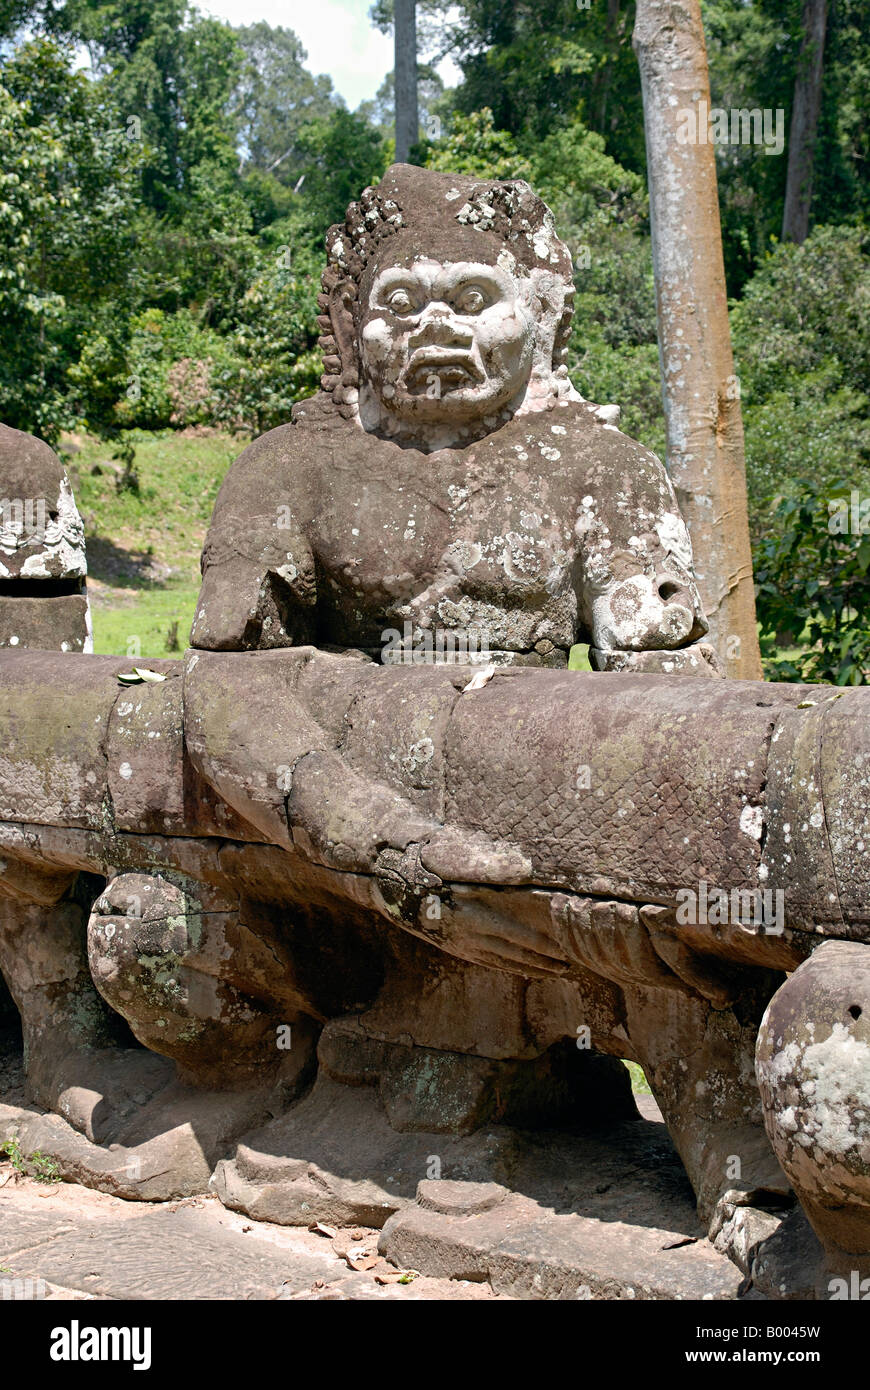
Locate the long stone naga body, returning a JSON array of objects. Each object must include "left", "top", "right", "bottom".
[{"left": 0, "top": 167, "right": 868, "bottom": 1297}]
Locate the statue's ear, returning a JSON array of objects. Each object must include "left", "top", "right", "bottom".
[
  {"left": 328, "top": 279, "right": 358, "bottom": 386},
  {"left": 526, "top": 267, "right": 560, "bottom": 373}
]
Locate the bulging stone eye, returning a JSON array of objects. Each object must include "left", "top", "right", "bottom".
[
  {"left": 386, "top": 288, "right": 415, "bottom": 314},
  {"left": 455, "top": 286, "right": 486, "bottom": 314}
]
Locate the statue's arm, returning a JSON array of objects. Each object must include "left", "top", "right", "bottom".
[
  {"left": 572, "top": 433, "right": 717, "bottom": 672},
  {"left": 191, "top": 427, "right": 318, "bottom": 652}
]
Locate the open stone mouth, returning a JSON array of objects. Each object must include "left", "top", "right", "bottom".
[{"left": 404, "top": 353, "right": 483, "bottom": 394}]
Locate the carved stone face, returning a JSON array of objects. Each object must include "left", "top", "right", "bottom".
[{"left": 358, "top": 257, "right": 536, "bottom": 446}]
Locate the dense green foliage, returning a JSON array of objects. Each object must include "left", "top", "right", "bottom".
[
  {"left": 0, "top": 37, "right": 141, "bottom": 440},
  {"left": 0, "top": 0, "right": 868, "bottom": 676},
  {"left": 755, "top": 478, "right": 870, "bottom": 686},
  {"left": 0, "top": 2, "right": 389, "bottom": 443}
]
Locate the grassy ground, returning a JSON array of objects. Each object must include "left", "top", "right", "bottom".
[{"left": 62, "top": 428, "right": 245, "bottom": 658}]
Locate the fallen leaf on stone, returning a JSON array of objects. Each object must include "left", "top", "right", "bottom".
[
  {"left": 797, "top": 699, "right": 817, "bottom": 708},
  {"left": 309, "top": 1222, "right": 339, "bottom": 1239},
  {"left": 462, "top": 664, "right": 496, "bottom": 692},
  {"left": 117, "top": 668, "right": 167, "bottom": 686}
]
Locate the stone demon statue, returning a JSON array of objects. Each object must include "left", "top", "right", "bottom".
[
  {"left": 192, "top": 166, "right": 717, "bottom": 675},
  {"left": 0, "top": 167, "right": 868, "bottom": 1298}
]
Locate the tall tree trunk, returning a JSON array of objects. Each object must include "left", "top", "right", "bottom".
[
  {"left": 633, "top": 0, "right": 762, "bottom": 680},
  {"left": 394, "top": 0, "right": 419, "bottom": 164},
  {"left": 782, "top": 0, "right": 828, "bottom": 244},
  {"left": 593, "top": 0, "right": 623, "bottom": 132}
]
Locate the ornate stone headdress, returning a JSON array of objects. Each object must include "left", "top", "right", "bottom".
[{"left": 317, "top": 164, "right": 577, "bottom": 417}]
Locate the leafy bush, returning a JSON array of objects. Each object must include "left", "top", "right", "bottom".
[
  {"left": 755, "top": 477, "right": 870, "bottom": 685},
  {"left": 732, "top": 227, "right": 870, "bottom": 681},
  {"left": 210, "top": 253, "right": 322, "bottom": 434},
  {"left": 424, "top": 107, "right": 531, "bottom": 179},
  {"left": 0, "top": 37, "right": 141, "bottom": 441},
  {"left": 69, "top": 308, "right": 238, "bottom": 433},
  {"left": 528, "top": 121, "right": 648, "bottom": 236},
  {"left": 732, "top": 225, "right": 870, "bottom": 403},
  {"left": 741, "top": 367, "right": 870, "bottom": 531}
]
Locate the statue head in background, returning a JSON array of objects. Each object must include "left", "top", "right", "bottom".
[
  {"left": 319, "top": 164, "right": 581, "bottom": 451},
  {"left": 0, "top": 424, "right": 91, "bottom": 653}
]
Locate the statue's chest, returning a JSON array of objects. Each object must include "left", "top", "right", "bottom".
[
  {"left": 313, "top": 468, "right": 576, "bottom": 600},
  {"left": 310, "top": 443, "right": 580, "bottom": 653}
]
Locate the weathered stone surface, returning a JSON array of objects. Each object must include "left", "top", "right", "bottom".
[
  {"left": 0, "top": 1070, "right": 311, "bottom": 1201},
  {"left": 589, "top": 642, "right": 722, "bottom": 676},
  {"left": 212, "top": 1072, "right": 751, "bottom": 1299},
  {"left": 0, "top": 426, "right": 87, "bottom": 581},
  {"left": 712, "top": 1199, "right": 790, "bottom": 1276},
  {"left": 107, "top": 676, "right": 187, "bottom": 834},
  {"left": 87, "top": 873, "right": 321, "bottom": 1085},
  {"left": 318, "top": 1020, "right": 637, "bottom": 1134},
  {"left": 0, "top": 424, "right": 91, "bottom": 653},
  {"left": 380, "top": 1186, "right": 744, "bottom": 1300},
  {"left": 0, "top": 651, "right": 174, "bottom": 829},
  {"left": 0, "top": 595, "right": 90, "bottom": 653},
  {"left": 0, "top": 1178, "right": 510, "bottom": 1301},
  {"left": 212, "top": 1076, "right": 519, "bottom": 1228},
  {"left": 417, "top": 1178, "right": 509, "bottom": 1215},
  {"left": 757, "top": 941, "right": 870, "bottom": 1275},
  {"left": 749, "top": 1207, "right": 826, "bottom": 1300},
  {"left": 9, "top": 1205, "right": 334, "bottom": 1301},
  {"left": 817, "top": 692, "right": 870, "bottom": 930}
]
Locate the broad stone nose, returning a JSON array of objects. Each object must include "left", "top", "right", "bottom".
[
  {"left": 656, "top": 576, "right": 707, "bottom": 637},
  {"left": 657, "top": 577, "right": 689, "bottom": 605},
  {"left": 409, "top": 305, "right": 473, "bottom": 350}
]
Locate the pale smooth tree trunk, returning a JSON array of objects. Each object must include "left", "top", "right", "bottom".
[
  {"left": 782, "top": 0, "right": 828, "bottom": 244},
  {"left": 394, "top": 0, "right": 419, "bottom": 164},
  {"left": 633, "top": 0, "right": 762, "bottom": 680}
]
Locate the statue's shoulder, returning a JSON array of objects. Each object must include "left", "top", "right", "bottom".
[
  {"left": 537, "top": 399, "right": 671, "bottom": 488},
  {"left": 0, "top": 421, "right": 68, "bottom": 497},
  {"left": 538, "top": 398, "right": 652, "bottom": 454},
  {"left": 209, "top": 393, "right": 342, "bottom": 513},
  {"left": 498, "top": 398, "right": 650, "bottom": 464}
]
